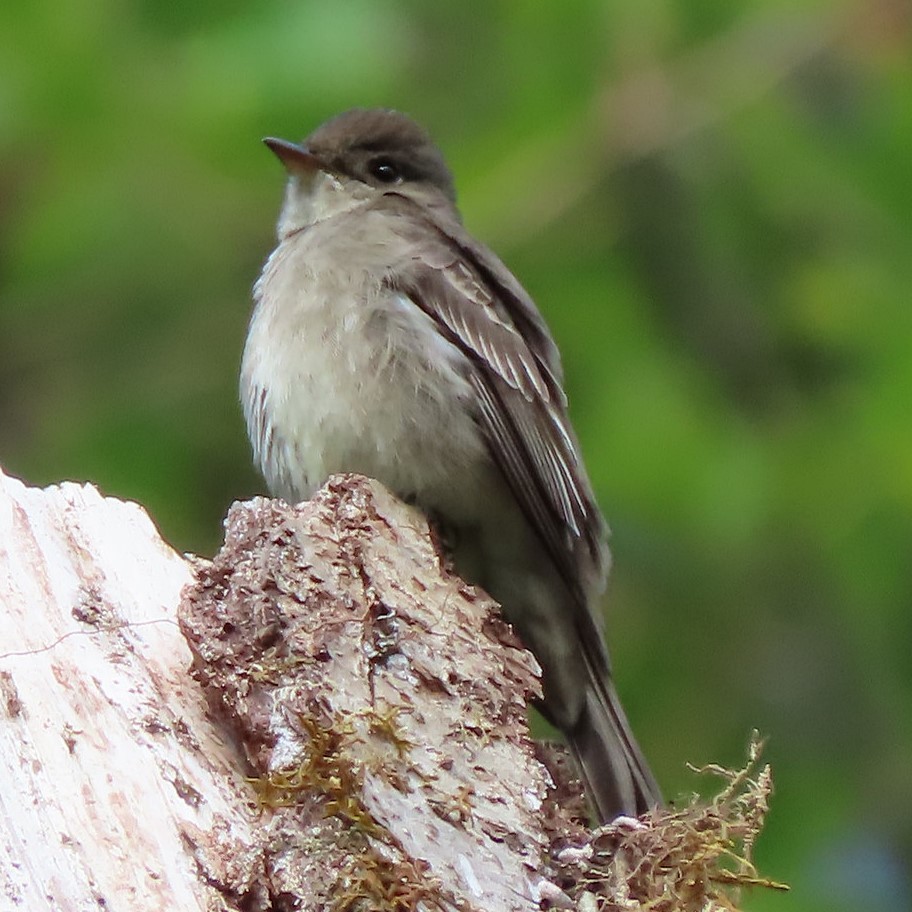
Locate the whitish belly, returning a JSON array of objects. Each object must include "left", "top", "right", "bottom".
[{"left": 241, "top": 280, "right": 491, "bottom": 520}]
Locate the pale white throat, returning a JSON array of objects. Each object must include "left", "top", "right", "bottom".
[{"left": 275, "top": 168, "right": 373, "bottom": 240}]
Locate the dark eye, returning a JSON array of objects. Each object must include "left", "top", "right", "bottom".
[{"left": 368, "top": 157, "right": 402, "bottom": 183}]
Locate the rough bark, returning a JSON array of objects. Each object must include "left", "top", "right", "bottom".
[
  {"left": 0, "top": 465, "right": 779, "bottom": 912},
  {"left": 0, "top": 467, "right": 560, "bottom": 911}
]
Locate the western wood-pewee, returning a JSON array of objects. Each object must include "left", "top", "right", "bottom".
[{"left": 241, "top": 108, "right": 661, "bottom": 821}]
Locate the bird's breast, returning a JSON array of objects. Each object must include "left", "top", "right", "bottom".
[{"left": 241, "top": 234, "right": 489, "bottom": 516}]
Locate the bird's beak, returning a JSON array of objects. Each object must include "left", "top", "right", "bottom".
[{"left": 263, "top": 137, "right": 326, "bottom": 173}]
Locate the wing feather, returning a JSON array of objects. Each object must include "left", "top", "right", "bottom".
[{"left": 377, "top": 194, "right": 608, "bottom": 602}]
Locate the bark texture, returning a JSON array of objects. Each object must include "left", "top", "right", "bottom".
[
  {"left": 0, "top": 468, "right": 560, "bottom": 911},
  {"left": 0, "top": 467, "right": 259, "bottom": 910}
]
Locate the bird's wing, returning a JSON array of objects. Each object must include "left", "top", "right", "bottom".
[{"left": 379, "top": 195, "right": 608, "bottom": 605}]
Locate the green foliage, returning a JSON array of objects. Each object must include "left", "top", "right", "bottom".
[{"left": 1, "top": 2, "right": 909, "bottom": 909}]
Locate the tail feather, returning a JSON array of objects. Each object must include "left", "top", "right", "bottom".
[{"left": 568, "top": 668, "right": 662, "bottom": 822}]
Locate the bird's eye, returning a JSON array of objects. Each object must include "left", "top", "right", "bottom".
[{"left": 368, "top": 158, "right": 402, "bottom": 183}]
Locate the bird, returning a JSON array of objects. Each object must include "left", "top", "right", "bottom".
[{"left": 240, "top": 107, "right": 661, "bottom": 821}]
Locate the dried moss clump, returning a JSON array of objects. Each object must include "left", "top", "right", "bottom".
[
  {"left": 249, "top": 711, "right": 376, "bottom": 828},
  {"left": 332, "top": 851, "right": 457, "bottom": 912},
  {"left": 549, "top": 733, "right": 789, "bottom": 911}
]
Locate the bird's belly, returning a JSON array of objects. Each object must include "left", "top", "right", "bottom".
[{"left": 242, "top": 281, "right": 491, "bottom": 522}]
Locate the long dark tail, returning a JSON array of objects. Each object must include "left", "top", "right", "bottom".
[{"left": 568, "top": 654, "right": 662, "bottom": 822}]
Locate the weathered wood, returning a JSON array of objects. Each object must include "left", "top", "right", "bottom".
[
  {"left": 0, "top": 468, "right": 558, "bottom": 911},
  {"left": 0, "top": 467, "right": 260, "bottom": 910},
  {"left": 0, "top": 466, "right": 778, "bottom": 911}
]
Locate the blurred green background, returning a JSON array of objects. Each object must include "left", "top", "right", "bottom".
[{"left": 1, "top": 1, "right": 909, "bottom": 908}]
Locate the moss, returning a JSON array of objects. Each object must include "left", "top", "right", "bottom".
[
  {"left": 548, "top": 732, "right": 789, "bottom": 911},
  {"left": 248, "top": 709, "right": 381, "bottom": 834},
  {"left": 332, "top": 852, "right": 459, "bottom": 912}
]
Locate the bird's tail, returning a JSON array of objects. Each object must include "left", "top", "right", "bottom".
[{"left": 568, "top": 657, "right": 662, "bottom": 822}]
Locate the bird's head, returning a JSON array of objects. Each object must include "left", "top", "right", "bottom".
[{"left": 264, "top": 108, "right": 457, "bottom": 239}]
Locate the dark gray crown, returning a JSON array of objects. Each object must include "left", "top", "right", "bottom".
[{"left": 304, "top": 108, "right": 456, "bottom": 201}]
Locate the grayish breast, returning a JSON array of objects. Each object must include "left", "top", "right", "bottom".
[{"left": 240, "top": 212, "right": 493, "bottom": 522}]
